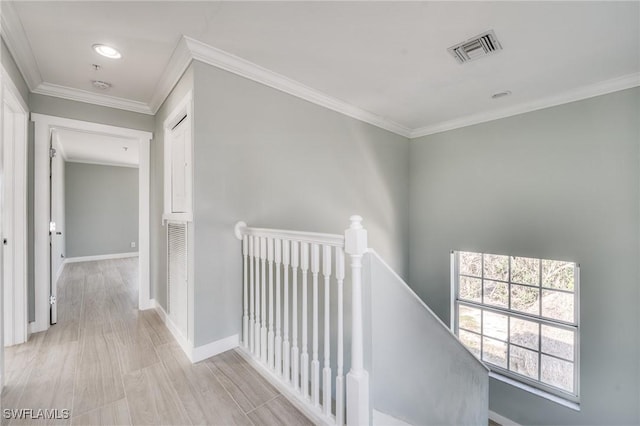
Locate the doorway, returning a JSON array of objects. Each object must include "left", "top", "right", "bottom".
[{"left": 32, "top": 114, "right": 152, "bottom": 333}]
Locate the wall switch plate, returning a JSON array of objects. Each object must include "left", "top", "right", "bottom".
[{"left": 131, "top": 242, "right": 136, "bottom": 248}]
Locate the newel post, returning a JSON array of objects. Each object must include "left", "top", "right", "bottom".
[{"left": 345, "top": 215, "right": 369, "bottom": 426}]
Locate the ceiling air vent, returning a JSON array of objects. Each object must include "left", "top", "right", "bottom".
[{"left": 448, "top": 30, "right": 502, "bottom": 64}]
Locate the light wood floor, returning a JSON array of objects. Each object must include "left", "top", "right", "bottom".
[{"left": 2, "top": 258, "right": 312, "bottom": 426}]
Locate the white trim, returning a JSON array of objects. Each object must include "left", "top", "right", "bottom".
[
  {"left": 1, "top": 65, "right": 29, "bottom": 346},
  {"left": 488, "top": 409, "right": 521, "bottom": 426},
  {"left": 489, "top": 372, "right": 580, "bottom": 412},
  {"left": 191, "top": 335, "right": 239, "bottom": 363},
  {"left": 150, "top": 299, "right": 239, "bottom": 363},
  {"left": 0, "top": 1, "right": 42, "bottom": 91},
  {"left": 148, "top": 36, "right": 193, "bottom": 114},
  {"left": 32, "top": 82, "right": 153, "bottom": 116},
  {"left": 1, "top": 67, "right": 28, "bottom": 112},
  {"left": 182, "top": 36, "right": 412, "bottom": 137},
  {"left": 3, "top": 13, "right": 637, "bottom": 140},
  {"left": 410, "top": 72, "right": 640, "bottom": 138},
  {"left": 63, "top": 252, "right": 139, "bottom": 264},
  {"left": 372, "top": 410, "right": 411, "bottom": 426},
  {"left": 64, "top": 159, "right": 139, "bottom": 169},
  {"left": 32, "top": 113, "right": 152, "bottom": 333}
]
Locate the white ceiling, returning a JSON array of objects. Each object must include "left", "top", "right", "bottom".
[
  {"left": 6, "top": 1, "right": 640, "bottom": 136},
  {"left": 55, "top": 129, "right": 139, "bottom": 167}
]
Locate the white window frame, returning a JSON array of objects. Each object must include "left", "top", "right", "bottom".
[{"left": 451, "top": 251, "right": 580, "bottom": 408}]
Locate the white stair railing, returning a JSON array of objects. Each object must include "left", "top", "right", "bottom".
[{"left": 234, "top": 216, "right": 369, "bottom": 425}]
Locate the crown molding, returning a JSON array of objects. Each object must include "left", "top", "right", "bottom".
[
  {"left": 410, "top": 72, "right": 640, "bottom": 139},
  {"left": 148, "top": 36, "right": 193, "bottom": 114},
  {"left": 182, "top": 36, "right": 412, "bottom": 137},
  {"left": 3, "top": 5, "right": 637, "bottom": 140},
  {"left": 33, "top": 82, "right": 153, "bottom": 115},
  {"left": 0, "top": 1, "right": 42, "bottom": 90}
]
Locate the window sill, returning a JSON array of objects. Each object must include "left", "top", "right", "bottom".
[{"left": 489, "top": 372, "right": 580, "bottom": 412}]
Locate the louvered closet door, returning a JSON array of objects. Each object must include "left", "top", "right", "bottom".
[{"left": 168, "top": 222, "right": 188, "bottom": 337}]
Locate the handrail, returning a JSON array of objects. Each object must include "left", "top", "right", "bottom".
[
  {"left": 235, "top": 221, "right": 344, "bottom": 247},
  {"left": 234, "top": 216, "right": 369, "bottom": 426}
]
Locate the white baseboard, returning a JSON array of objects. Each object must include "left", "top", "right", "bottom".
[
  {"left": 235, "top": 347, "right": 330, "bottom": 426},
  {"left": 373, "top": 410, "right": 411, "bottom": 426},
  {"left": 148, "top": 299, "right": 238, "bottom": 363},
  {"left": 489, "top": 410, "right": 521, "bottom": 426},
  {"left": 55, "top": 262, "right": 65, "bottom": 283},
  {"left": 191, "top": 334, "right": 239, "bottom": 363},
  {"left": 29, "top": 319, "right": 48, "bottom": 334},
  {"left": 64, "top": 252, "right": 139, "bottom": 263}
]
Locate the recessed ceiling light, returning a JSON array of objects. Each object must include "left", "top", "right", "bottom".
[
  {"left": 491, "top": 90, "right": 512, "bottom": 99},
  {"left": 92, "top": 44, "right": 121, "bottom": 59}
]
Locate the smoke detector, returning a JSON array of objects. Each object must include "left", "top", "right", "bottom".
[
  {"left": 448, "top": 30, "right": 503, "bottom": 64},
  {"left": 92, "top": 80, "right": 112, "bottom": 90}
]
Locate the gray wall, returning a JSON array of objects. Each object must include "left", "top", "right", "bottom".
[
  {"left": 191, "top": 60, "right": 410, "bottom": 346},
  {"left": 65, "top": 162, "right": 138, "bottom": 257},
  {"left": 151, "top": 64, "right": 194, "bottom": 310},
  {"left": 368, "top": 251, "right": 488, "bottom": 425},
  {"left": 408, "top": 88, "right": 640, "bottom": 425}
]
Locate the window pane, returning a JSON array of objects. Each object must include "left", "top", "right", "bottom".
[
  {"left": 460, "top": 251, "right": 482, "bottom": 277},
  {"left": 541, "top": 290, "right": 574, "bottom": 323},
  {"left": 459, "top": 305, "right": 481, "bottom": 333},
  {"left": 483, "top": 310, "right": 508, "bottom": 341},
  {"left": 541, "top": 325, "right": 574, "bottom": 361},
  {"left": 460, "top": 277, "right": 481, "bottom": 302},
  {"left": 510, "top": 345, "right": 539, "bottom": 380},
  {"left": 483, "top": 280, "right": 508, "bottom": 308},
  {"left": 541, "top": 355, "right": 574, "bottom": 393},
  {"left": 511, "top": 256, "right": 540, "bottom": 286},
  {"left": 484, "top": 254, "right": 509, "bottom": 281},
  {"left": 542, "top": 259, "right": 575, "bottom": 291},
  {"left": 510, "top": 317, "right": 539, "bottom": 350},
  {"left": 511, "top": 284, "right": 540, "bottom": 315},
  {"left": 459, "top": 330, "right": 481, "bottom": 358},
  {"left": 482, "top": 337, "right": 507, "bottom": 368}
]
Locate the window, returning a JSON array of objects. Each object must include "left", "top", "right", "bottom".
[{"left": 452, "top": 251, "right": 579, "bottom": 403}]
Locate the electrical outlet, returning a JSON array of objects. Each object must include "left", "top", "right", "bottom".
[{"left": 131, "top": 242, "right": 136, "bottom": 248}]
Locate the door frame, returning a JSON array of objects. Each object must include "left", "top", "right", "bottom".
[
  {"left": 1, "top": 65, "right": 28, "bottom": 346},
  {"left": 32, "top": 113, "right": 152, "bottom": 333}
]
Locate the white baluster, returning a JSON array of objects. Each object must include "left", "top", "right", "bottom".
[
  {"left": 345, "top": 216, "right": 369, "bottom": 426},
  {"left": 282, "top": 240, "right": 291, "bottom": 383},
  {"left": 335, "top": 246, "right": 345, "bottom": 426},
  {"left": 249, "top": 236, "right": 255, "bottom": 353},
  {"left": 291, "top": 241, "right": 300, "bottom": 391},
  {"left": 268, "top": 238, "right": 275, "bottom": 369},
  {"left": 242, "top": 235, "right": 248, "bottom": 347},
  {"left": 260, "top": 237, "right": 267, "bottom": 363},
  {"left": 254, "top": 236, "right": 261, "bottom": 357},
  {"left": 300, "top": 242, "right": 310, "bottom": 399},
  {"left": 322, "top": 245, "right": 332, "bottom": 415},
  {"left": 275, "top": 239, "right": 283, "bottom": 376},
  {"left": 311, "top": 243, "right": 320, "bottom": 407}
]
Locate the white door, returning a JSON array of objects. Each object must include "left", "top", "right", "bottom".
[
  {"left": 3, "top": 101, "right": 14, "bottom": 344},
  {"left": 1, "top": 80, "right": 27, "bottom": 347}
]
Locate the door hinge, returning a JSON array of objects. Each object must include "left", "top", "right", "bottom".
[
  {"left": 49, "top": 147, "right": 57, "bottom": 158},
  {"left": 49, "top": 295, "right": 56, "bottom": 305}
]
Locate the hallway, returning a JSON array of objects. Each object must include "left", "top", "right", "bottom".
[{"left": 2, "top": 258, "right": 312, "bottom": 425}]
